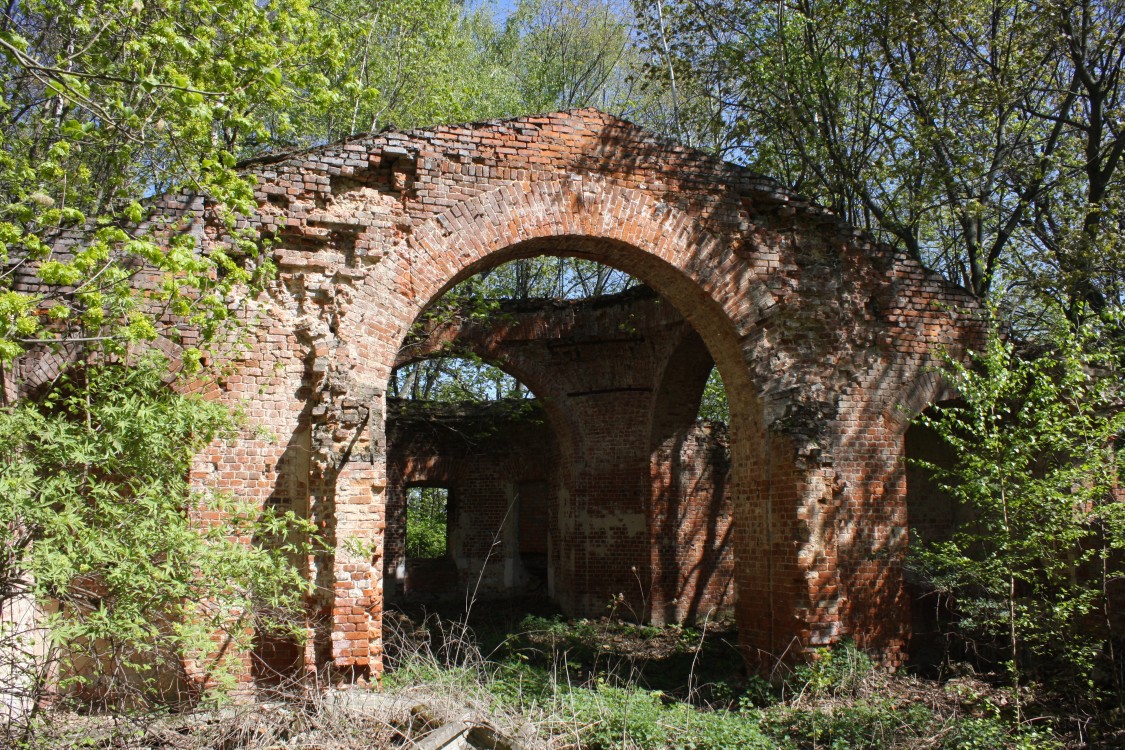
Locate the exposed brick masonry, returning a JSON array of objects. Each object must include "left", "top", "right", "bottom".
[
  {"left": 13, "top": 109, "right": 984, "bottom": 683},
  {"left": 388, "top": 287, "right": 736, "bottom": 624}
]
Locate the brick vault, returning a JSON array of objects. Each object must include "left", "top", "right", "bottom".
[{"left": 14, "top": 109, "right": 984, "bottom": 684}]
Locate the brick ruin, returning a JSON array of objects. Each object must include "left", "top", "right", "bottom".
[
  {"left": 386, "top": 286, "right": 735, "bottom": 622},
  {"left": 12, "top": 109, "right": 984, "bottom": 686}
]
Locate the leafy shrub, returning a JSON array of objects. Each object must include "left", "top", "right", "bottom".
[
  {"left": 565, "top": 684, "right": 669, "bottom": 749},
  {"left": 910, "top": 322, "right": 1125, "bottom": 704},
  {"left": 563, "top": 683, "right": 776, "bottom": 750},
  {"left": 666, "top": 703, "right": 778, "bottom": 750},
  {"left": 784, "top": 640, "right": 875, "bottom": 699},
  {"left": 738, "top": 675, "right": 779, "bottom": 708},
  {"left": 0, "top": 359, "right": 315, "bottom": 713},
  {"left": 939, "top": 716, "right": 1062, "bottom": 750}
]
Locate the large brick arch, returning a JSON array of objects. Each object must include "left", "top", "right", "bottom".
[
  {"left": 324, "top": 169, "right": 920, "bottom": 669},
  {"left": 375, "top": 193, "right": 770, "bottom": 614},
  {"left": 15, "top": 108, "right": 985, "bottom": 684},
  {"left": 252, "top": 110, "right": 977, "bottom": 676}
]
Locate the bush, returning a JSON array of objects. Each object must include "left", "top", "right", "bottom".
[
  {"left": 910, "top": 320, "right": 1125, "bottom": 706},
  {"left": 759, "top": 701, "right": 933, "bottom": 750},
  {"left": 668, "top": 703, "right": 777, "bottom": 750},
  {"left": 783, "top": 640, "right": 875, "bottom": 699},
  {"left": 0, "top": 359, "right": 315, "bottom": 725},
  {"left": 939, "top": 716, "right": 1062, "bottom": 750}
]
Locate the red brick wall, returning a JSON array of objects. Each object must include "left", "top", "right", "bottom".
[
  {"left": 385, "top": 399, "right": 558, "bottom": 601},
  {"left": 18, "top": 108, "right": 986, "bottom": 682}
]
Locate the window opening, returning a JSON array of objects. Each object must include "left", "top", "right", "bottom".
[{"left": 406, "top": 486, "right": 451, "bottom": 559}]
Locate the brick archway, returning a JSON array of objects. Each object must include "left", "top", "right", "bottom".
[
  {"left": 23, "top": 109, "right": 984, "bottom": 683},
  {"left": 305, "top": 159, "right": 913, "bottom": 672},
  {"left": 237, "top": 111, "right": 980, "bottom": 679},
  {"left": 370, "top": 187, "right": 772, "bottom": 634}
]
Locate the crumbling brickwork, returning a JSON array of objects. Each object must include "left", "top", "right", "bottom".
[{"left": 14, "top": 108, "right": 984, "bottom": 682}]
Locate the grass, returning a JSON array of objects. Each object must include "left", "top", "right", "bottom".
[
  {"left": 377, "top": 601, "right": 1067, "bottom": 750},
  {"left": 22, "top": 600, "right": 1091, "bottom": 749}
]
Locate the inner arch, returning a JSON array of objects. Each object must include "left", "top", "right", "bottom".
[{"left": 385, "top": 237, "right": 766, "bottom": 633}]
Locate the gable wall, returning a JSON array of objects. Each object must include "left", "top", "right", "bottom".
[{"left": 12, "top": 109, "right": 985, "bottom": 685}]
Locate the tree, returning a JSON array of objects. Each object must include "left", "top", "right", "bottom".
[
  {"left": 0, "top": 0, "right": 535, "bottom": 721},
  {"left": 500, "top": 0, "right": 634, "bottom": 113},
  {"left": 1018, "top": 0, "right": 1125, "bottom": 326},
  {"left": 911, "top": 313, "right": 1125, "bottom": 712},
  {"left": 271, "top": 0, "right": 527, "bottom": 146},
  {"left": 633, "top": 0, "right": 1125, "bottom": 313},
  {"left": 0, "top": 0, "right": 322, "bottom": 371},
  {"left": 1, "top": 357, "right": 315, "bottom": 735}
]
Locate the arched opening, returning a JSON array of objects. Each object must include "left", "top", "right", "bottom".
[
  {"left": 383, "top": 242, "right": 765, "bottom": 636},
  {"left": 649, "top": 339, "right": 735, "bottom": 626}
]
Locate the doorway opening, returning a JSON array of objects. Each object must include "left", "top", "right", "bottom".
[{"left": 385, "top": 254, "right": 736, "bottom": 626}]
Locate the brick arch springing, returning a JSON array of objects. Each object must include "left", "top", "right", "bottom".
[
  {"left": 392, "top": 327, "right": 585, "bottom": 529},
  {"left": 390, "top": 349, "right": 577, "bottom": 465}
]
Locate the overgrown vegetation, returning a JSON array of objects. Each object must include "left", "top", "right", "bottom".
[
  {"left": 380, "top": 612, "right": 1075, "bottom": 749},
  {"left": 2, "top": 0, "right": 1125, "bottom": 745},
  {"left": 13, "top": 593, "right": 1101, "bottom": 748},
  {"left": 908, "top": 313, "right": 1125, "bottom": 718},
  {"left": 0, "top": 356, "right": 315, "bottom": 739},
  {"left": 28, "top": 619, "right": 1078, "bottom": 748}
]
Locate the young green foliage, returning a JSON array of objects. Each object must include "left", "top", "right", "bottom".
[
  {"left": 0, "top": 355, "right": 316, "bottom": 707},
  {"left": 634, "top": 0, "right": 1125, "bottom": 314},
  {"left": 0, "top": 0, "right": 324, "bottom": 364},
  {"left": 406, "top": 486, "right": 450, "bottom": 560},
  {"left": 912, "top": 313, "right": 1125, "bottom": 705}
]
